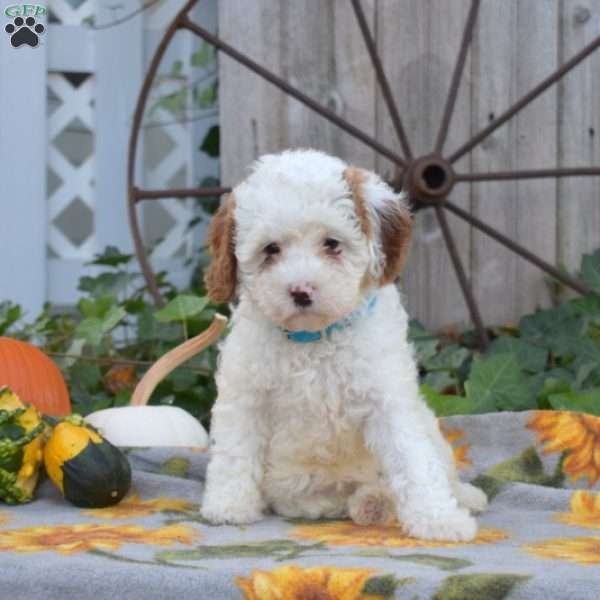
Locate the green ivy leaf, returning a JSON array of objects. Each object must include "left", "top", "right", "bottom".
[
  {"left": 575, "top": 362, "right": 600, "bottom": 389},
  {"left": 548, "top": 388, "right": 600, "bottom": 416},
  {"left": 78, "top": 295, "right": 116, "bottom": 319},
  {"left": 408, "top": 319, "right": 439, "bottom": 364},
  {"left": 571, "top": 338, "right": 600, "bottom": 373},
  {"left": 69, "top": 361, "right": 103, "bottom": 392},
  {"left": 70, "top": 387, "right": 112, "bottom": 416},
  {"left": 74, "top": 319, "right": 104, "bottom": 347},
  {"left": 156, "top": 90, "right": 187, "bottom": 115},
  {"left": 123, "top": 297, "right": 146, "bottom": 314},
  {"left": 580, "top": 366, "right": 600, "bottom": 389},
  {"left": 465, "top": 353, "right": 534, "bottom": 412},
  {"left": 519, "top": 306, "right": 584, "bottom": 356},
  {"left": 170, "top": 59, "right": 184, "bottom": 78},
  {"left": 56, "top": 339, "right": 85, "bottom": 369},
  {"left": 191, "top": 42, "right": 214, "bottom": 67},
  {"left": 112, "top": 389, "right": 132, "bottom": 407},
  {"left": 423, "top": 344, "right": 470, "bottom": 372},
  {"left": 137, "top": 306, "right": 181, "bottom": 342},
  {"left": 168, "top": 367, "right": 197, "bottom": 392},
  {"left": 488, "top": 337, "right": 548, "bottom": 373},
  {"left": 0, "top": 302, "right": 21, "bottom": 335},
  {"left": 78, "top": 272, "right": 136, "bottom": 298},
  {"left": 195, "top": 81, "right": 217, "bottom": 108},
  {"left": 570, "top": 294, "right": 600, "bottom": 326},
  {"left": 75, "top": 306, "right": 126, "bottom": 346},
  {"left": 580, "top": 249, "right": 600, "bottom": 293},
  {"left": 422, "top": 371, "right": 457, "bottom": 393},
  {"left": 87, "top": 246, "right": 133, "bottom": 267},
  {"left": 154, "top": 295, "right": 209, "bottom": 323},
  {"left": 421, "top": 384, "right": 476, "bottom": 416},
  {"left": 536, "top": 374, "right": 574, "bottom": 409},
  {"left": 102, "top": 306, "right": 127, "bottom": 332}
]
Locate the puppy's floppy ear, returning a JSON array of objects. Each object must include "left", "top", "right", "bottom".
[
  {"left": 344, "top": 167, "right": 374, "bottom": 240},
  {"left": 344, "top": 166, "right": 413, "bottom": 285},
  {"left": 204, "top": 193, "right": 237, "bottom": 303},
  {"left": 377, "top": 195, "right": 413, "bottom": 285}
]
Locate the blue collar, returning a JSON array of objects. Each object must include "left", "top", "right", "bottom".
[{"left": 283, "top": 295, "right": 378, "bottom": 343}]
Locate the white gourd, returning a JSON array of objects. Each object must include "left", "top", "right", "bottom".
[{"left": 86, "top": 406, "right": 209, "bottom": 447}]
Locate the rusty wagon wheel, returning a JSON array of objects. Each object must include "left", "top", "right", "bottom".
[{"left": 127, "top": 0, "right": 600, "bottom": 349}]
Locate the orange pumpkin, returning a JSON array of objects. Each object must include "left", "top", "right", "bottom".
[{"left": 0, "top": 337, "right": 71, "bottom": 416}]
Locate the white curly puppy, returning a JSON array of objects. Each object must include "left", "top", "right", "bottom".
[{"left": 201, "top": 149, "right": 486, "bottom": 541}]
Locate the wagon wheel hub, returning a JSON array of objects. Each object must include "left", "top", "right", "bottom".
[{"left": 403, "top": 155, "right": 456, "bottom": 207}]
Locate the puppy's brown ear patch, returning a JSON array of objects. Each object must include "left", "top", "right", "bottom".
[
  {"left": 344, "top": 167, "right": 373, "bottom": 239},
  {"left": 344, "top": 165, "right": 413, "bottom": 285},
  {"left": 379, "top": 201, "right": 413, "bottom": 285},
  {"left": 204, "top": 193, "right": 237, "bottom": 303}
]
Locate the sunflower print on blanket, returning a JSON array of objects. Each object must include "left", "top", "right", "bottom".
[
  {"left": 523, "top": 536, "right": 600, "bottom": 566},
  {"left": 290, "top": 520, "right": 508, "bottom": 549},
  {"left": 528, "top": 411, "right": 600, "bottom": 486},
  {"left": 0, "top": 523, "right": 196, "bottom": 555},
  {"left": 235, "top": 565, "right": 406, "bottom": 600},
  {"left": 441, "top": 426, "right": 473, "bottom": 469},
  {"left": 555, "top": 491, "right": 600, "bottom": 530},
  {"left": 82, "top": 493, "right": 197, "bottom": 520}
]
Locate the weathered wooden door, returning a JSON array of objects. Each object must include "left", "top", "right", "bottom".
[{"left": 219, "top": 0, "right": 600, "bottom": 330}]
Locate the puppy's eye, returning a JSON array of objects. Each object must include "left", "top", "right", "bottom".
[
  {"left": 264, "top": 242, "right": 281, "bottom": 256},
  {"left": 323, "top": 238, "right": 340, "bottom": 251}
]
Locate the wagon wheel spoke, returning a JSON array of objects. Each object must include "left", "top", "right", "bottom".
[
  {"left": 455, "top": 167, "right": 600, "bottom": 182},
  {"left": 127, "top": 1, "right": 193, "bottom": 306},
  {"left": 134, "top": 186, "right": 231, "bottom": 202},
  {"left": 350, "top": 0, "right": 413, "bottom": 160},
  {"left": 447, "top": 34, "right": 600, "bottom": 164},
  {"left": 434, "top": 205, "right": 489, "bottom": 349},
  {"left": 179, "top": 16, "right": 406, "bottom": 168},
  {"left": 434, "top": 0, "right": 480, "bottom": 154},
  {"left": 444, "top": 200, "right": 592, "bottom": 296}
]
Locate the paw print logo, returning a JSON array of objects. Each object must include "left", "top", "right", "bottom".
[{"left": 5, "top": 16, "right": 45, "bottom": 48}]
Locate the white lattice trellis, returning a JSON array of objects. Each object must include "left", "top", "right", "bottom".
[
  {"left": 47, "top": 73, "right": 95, "bottom": 260},
  {"left": 144, "top": 109, "right": 196, "bottom": 260},
  {"left": 49, "top": 0, "right": 95, "bottom": 25},
  {"left": 0, "top": 0, "right": 218, "bottom": 312}
]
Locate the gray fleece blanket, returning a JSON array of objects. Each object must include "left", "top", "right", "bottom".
[{"left": 2, "top": 410, "right": 600, "bottom": 600}]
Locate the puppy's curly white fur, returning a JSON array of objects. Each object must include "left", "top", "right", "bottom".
[{"left": 201, "top": 149, "right": 486, "bottom": 541}]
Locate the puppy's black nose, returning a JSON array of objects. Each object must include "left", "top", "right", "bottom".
[{"left": 290, "top": 290, "right": 312, "bottom": 307}]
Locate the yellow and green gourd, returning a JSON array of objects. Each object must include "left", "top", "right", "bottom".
[
  {"left": 0, "top": 386, "right": 46, "bottom": 504},
  {"left": 44, "top": 416, "right": 131, "bottom": 508}
]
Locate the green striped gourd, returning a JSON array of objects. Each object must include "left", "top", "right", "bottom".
[{"left": 0, "top": 386, "right": 46, "bottom": 504}]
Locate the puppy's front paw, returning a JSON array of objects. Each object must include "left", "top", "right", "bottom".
[
  {"left": 403, "top": 507, "right": 477, "bottom": 542},
  {"left": 201, "top": 500, "right": 263, "bottom": 525},
  {"left": 201, "top": 489, "right": 264, "bottom": 525}
]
